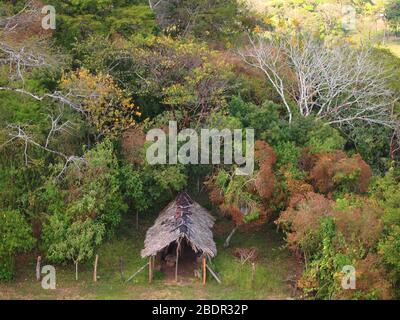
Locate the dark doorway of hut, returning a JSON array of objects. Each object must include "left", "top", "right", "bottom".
[{"left": 159, "top": 238, "right": 204, "bottom": 283}]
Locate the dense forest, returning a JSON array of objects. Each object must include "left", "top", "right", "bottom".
[{"left": 0, "top": 0, "right": 400, "bottom": 300}]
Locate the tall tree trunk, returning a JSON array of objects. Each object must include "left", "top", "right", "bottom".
[{"left": 224, "top": 227, "right": 237, "bottom": 248}]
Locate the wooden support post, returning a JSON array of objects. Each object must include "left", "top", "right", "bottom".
[
  {"left": 149, "top": 257, "right": 153, "bottom": 283},
  {"left": 36, "top": 256, "right": 41, "bottom": 281},
  {"left": 175, "top": 241, "right": 180, "bottom": 282},
  {"left": 202, "top": 256, "right": 206, "bottom": 285},
  {"left": 93, "top": 254, "right": 99, "bottom": 282},
  {"left": 119, "top": 257, "right": 124, "bottom": 281},
  {"left": 251, "top": 262, "right": 256, "bottom": 286},
  {"left": 75, "top": 261, "right": 79, "bottom": 281}
]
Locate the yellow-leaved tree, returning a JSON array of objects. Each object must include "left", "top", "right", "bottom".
[{"left": 60, "top": 68, "right": 141, "bottom": 137}]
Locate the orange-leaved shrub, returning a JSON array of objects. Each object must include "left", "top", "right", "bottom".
[
  {"left": 307, "top": 150, "right": 372, "bottom": 194},
  {"left": 276, "top": 191, "right": 392, "bottom": 299}
]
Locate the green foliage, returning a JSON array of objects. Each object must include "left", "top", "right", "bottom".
[
  {"left": 370, "top": 168, "right": 400, "bottom": 226},
  {"left": 371, "top": 168, "right": 400, "bottom": 294},
  {"left": 0, "top": 210, "right": 35, "bottom": 281},
  {"left": 106, "top": 6, "right": 158, "bottom": 38},
  {"left": 306, "top": 124, "right": 345, "bottom": 154},
  {"left": 274, "top": 141, "right": 301, "bottom": 168},
  {"left": 142, "top": 164, "right": 188, "bottom": 199},
  {"left": 385, "top": 0, "right": 400, "bottom": 34},
  {"left": 38, "top": 139, "right": 128, "bottom": 262},
  {"left": 300, "top": 217, "right": 349, "bottom": 299},
  {"left": 65, "top": 139, "right": 127, "bottom": 235},
  {"left": 242, "top": 210, "right": 260, "bottom": 224},
  {"left": 42, "top": 215, "right": 104, "bottom": 265},
  {"left": 54, "top": 2, "right": 156, "bottom": 48},
  {"left": 214, "top": 169, "right": 230, "bottom": 189},
  {"left": 1, "top": 0, "right": 400, "bottom": 300},
  {"left": 228, "top": 96, "right": 344, "bottom": 155},
  {"left": 158, "top": 0, "right": 256, "bottom": 44},
  {"left": 228, "top": 96, "right": 287, "bottom": 142},
  {"left": 206, "top": 111, "right": 242, "bottom": 131},
  {"left": 118, "top": 165, "right": 148, "bottom": 213},
  {"left": 379, "top": 225, "right": 400, "bottom": 275},
  {"left": 0, "top": 90, "right": 44, "bottom": 127}
]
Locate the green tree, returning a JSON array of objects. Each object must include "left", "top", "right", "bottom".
[
  {"left": 42, "top": 215, "right": 104, "bottom": 280},
  {"left": 0, "top": 210, "right": 34, "bottom": 281}
]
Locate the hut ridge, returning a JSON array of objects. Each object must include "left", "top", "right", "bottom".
[{"left": 141, "top": 192, "right": 217, "bottom": 258}]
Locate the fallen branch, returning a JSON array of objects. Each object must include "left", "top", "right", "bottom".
[
  {"left": 126, "top": 262, "right": 149, "bottom": 283},
  {"left": 206, "top": 264, "right": 221, "bottom": 284},
  {"left": 224, "top": 227, "right": 237, "bottom": 248}
]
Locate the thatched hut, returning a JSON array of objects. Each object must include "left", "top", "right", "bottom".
[{"left": 141, "top": 192, "right": 217, "bottom": 282}]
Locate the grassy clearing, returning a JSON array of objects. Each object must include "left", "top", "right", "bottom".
[
  {"left": 385, "top": 41, "right": 400, "bottom": 58},
  {"left": 0, "top": 194, "right": 301, "bottom": 300}
]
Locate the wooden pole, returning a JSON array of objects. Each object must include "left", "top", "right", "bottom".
[
  {"left": 202, "top": 256, "right": 206, "bottom": 285},
  {"left": 36, "top": 256, "right": 41, "bottom": 281},
  {"left": 149, "top": 257, "right": 153, "bottom": 283},
  {"left": 75, "top": 261, "right": 78, "bottom": 281},
  {"left": 93, "top": 254, "right": 99, "bottom": 282},
  {"left": 126, "top": 262, "right": 149, "bottom": 283},
  {"left": 251, "top": 262, "right": 256, "bottom": 286},
  {"left": 206, "top": 264, "right": 222, "bottom": 284},
  {"left": 119, "top": 257, "right": 124, "bottom": 281},
  {"left": 175, "top": 241, "right": 180, "bottom": 282}
]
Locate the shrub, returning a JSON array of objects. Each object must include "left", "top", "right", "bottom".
[
  {"left": 308, "top": 151, "right": 372, "bottom": 194},
  {"left": 276, "top": 192, "right": 335, "bottom": 254},
  {"left": 277, "top": 192, "right": 391, "bottom": 299},
  {"left": 0, "top": 210, "right": 35, "bottom": 281}
]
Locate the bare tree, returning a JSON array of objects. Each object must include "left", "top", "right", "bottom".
[
  {"left": 239, "top": 36, "right": 293, "bottom": 123},
  {"left": 240, "top": 34, "right": 397, "bottom": 128}
]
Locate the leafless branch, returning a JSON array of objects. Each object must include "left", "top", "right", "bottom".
[
  {"left": 0, "top": 41, "right": 47, "bottom": 82},
  {"left": 0, "top": 86, "right": 86, "bottom": 114},
  {"left": 1, "top": 117, "right": 85, "bottom": 179},
  {"left": 1, "top": 1, "right": 39, "bottom": 33},
  {"left": 45, "top": 107, "right": 75, "bottom": 148},
  {"left": 239, "top": 35, "right": 293, "bottom": 123}
]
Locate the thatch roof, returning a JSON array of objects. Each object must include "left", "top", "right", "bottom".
[{"left": 141, "top": 192, "right": 217, "bottom": 258}]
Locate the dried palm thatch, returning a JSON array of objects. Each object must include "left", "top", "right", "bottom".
[{"left": 141, "top": 192, "right": 217, "bottom": 258}]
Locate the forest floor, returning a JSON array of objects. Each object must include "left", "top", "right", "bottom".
[{"left": 0, "top": 193, "right": 302, "bottom": 300}]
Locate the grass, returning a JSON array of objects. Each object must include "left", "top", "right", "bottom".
[
  {"left": 385, "top": 41, "right": 400, "bottom": 58},
  {"left": 0, "top": 193, "right": 301, "bottom": 300}
]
